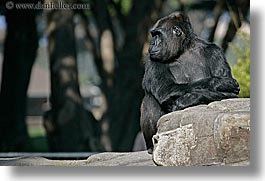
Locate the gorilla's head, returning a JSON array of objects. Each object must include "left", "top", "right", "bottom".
[{"left": 148, "top": 12, "right": 195, "bottom": 63}]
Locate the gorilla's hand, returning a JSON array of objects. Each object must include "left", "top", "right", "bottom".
[
  {"left": 161, "top": 92, "right": 204, "bottom": 112},
  {"left": 190, "top": 77, "right": 240, "bottom": 95},
  {"left": 161, "top": 87, "right": 239, "bottom": 113},
  {"left": 209, "top": 77, "right": 240, "bottom": 94}
]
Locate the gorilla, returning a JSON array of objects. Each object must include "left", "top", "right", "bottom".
[{"left": 140, "top": 12, "right": 240, "bottom": 153}]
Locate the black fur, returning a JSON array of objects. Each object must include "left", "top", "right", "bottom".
[{"left": 140, "top": 12, "right": 240, "bottom": 153}]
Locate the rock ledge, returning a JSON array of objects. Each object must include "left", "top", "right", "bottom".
[{"left": 153, "top": 98, "right": 250, "bottom": 166}]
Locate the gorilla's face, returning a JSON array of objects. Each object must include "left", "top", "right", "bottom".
[{"left": 148, "top": 12, "right": 193, "bottom": 63}]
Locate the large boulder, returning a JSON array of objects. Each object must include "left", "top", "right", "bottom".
[{"left": 152, "top": 98, "right": 250, "bottom": 166}]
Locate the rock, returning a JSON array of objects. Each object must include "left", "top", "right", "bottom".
[
  {"left": 152, "top": 98, "right": 250, "bottom": 166},
  {"left": 85, "top": 151, "right": 154, "bottom": 166},
  {"left": 0, "top": 151, "right": 154, "bottom": 166}
]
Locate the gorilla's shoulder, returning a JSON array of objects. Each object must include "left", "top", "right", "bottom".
[
  {"left": 204, "top": 42, "right": 224, "bottom": 55},
  {"left": 194, "top": 37, "right": 224, "bottom": 54}
]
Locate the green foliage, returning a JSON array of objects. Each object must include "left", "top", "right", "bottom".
[
  {"left": 231, "top": 31, "right": 250, "bottom": 98},
  {"left": 28, "top": 126, "right": 48, "bottom": 151},
  {"left": 80, "top": 0, "right": 93, "bottom": 16},
  {"left": 119, "top": 0, "right": 132, "bottom": 15},
  {"left": 109, "top": 0, "right": 132, "bottom": 15}
]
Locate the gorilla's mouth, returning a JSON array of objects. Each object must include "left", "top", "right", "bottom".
[{"left": 149, "top": 50, "right": 160, "bottom": 55}]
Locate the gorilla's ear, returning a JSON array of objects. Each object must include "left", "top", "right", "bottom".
[
  {"left": 172, "top": 11, "right": 194, "bottom": 36},
  {"left": 173, "top": 26, "right": 183, "bottom": 37}
]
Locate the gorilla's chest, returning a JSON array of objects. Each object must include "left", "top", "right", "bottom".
[
  {"left": 143, "top": 53, "right": 211, "bottom": 93},
  {"left": 169, "top": 51, "right": 210, "bottom": 84}
]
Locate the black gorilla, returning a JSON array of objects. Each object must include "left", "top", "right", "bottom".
[{"left": 140, "top": 12, "right": 240, "bottom": 153}]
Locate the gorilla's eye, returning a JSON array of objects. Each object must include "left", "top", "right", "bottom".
[
  {"left": 172, "top": 26, "right": 182, "bottom": 37},
  {"left": 150, "top": 29, "right": 162, "bottom": 37}
]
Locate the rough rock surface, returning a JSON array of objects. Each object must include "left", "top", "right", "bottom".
[
  {"left": 0, "top": 151, "right": 154, "bottom": 166},
  {"left": 152, "top": 98, "right": 250, "bottom": 166}
]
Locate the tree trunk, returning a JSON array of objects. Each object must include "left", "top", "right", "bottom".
[
  {"left": 108, "top": 51, "right": 144, "bottom": 151},
  {"left": 88, "top": 0, "right": 164, "bottom": 151},
  {"left": 222, "top": 0, "right": 249, "bottom": 51},
  {"left": 108, "top": 0, "right": 161, "bottom": 151},
  {"left": 0, "top": 6, "right": 38, "bottom": 151},
  {"left": 45, "top": 7, "right": 101, "bottom": 152}
]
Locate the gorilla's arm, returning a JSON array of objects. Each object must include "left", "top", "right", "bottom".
[
  {"left": 157, "top": 77, "right": 238, "bottom": 112},
  {"left": 155, "top": 45, "right": 240, "bottom": 112},
  {"left": 161, "top": 88, "right": 238, "bottom": 112}
]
